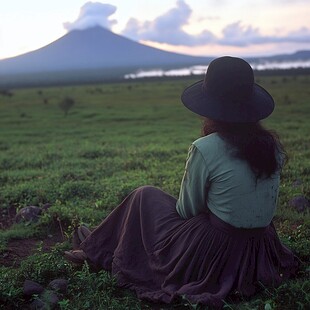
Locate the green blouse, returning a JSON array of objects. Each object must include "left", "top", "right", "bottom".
[{"left": 176, "top": 133, "right": 281, "bottom": 228}]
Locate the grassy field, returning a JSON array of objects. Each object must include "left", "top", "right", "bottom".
[{"left": 0, "top": 75, "right": 309, "bottom": 309}]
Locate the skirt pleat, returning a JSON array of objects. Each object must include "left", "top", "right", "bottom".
[{"left": 81, "top": 186, "right": 299, "bottom": 308}]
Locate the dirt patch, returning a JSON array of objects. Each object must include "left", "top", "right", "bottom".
[
  {"left": 0, "top": 230, "right": 64, "bottom": 268},
  {"left": 0, "top": 206, "right": 66, "bottom": 267}
]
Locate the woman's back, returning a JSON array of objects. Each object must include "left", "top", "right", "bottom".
[{"left": 194, "top": 133, "right": 280, "bottom": 228}]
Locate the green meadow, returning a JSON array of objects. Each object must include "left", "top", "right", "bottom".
[{"left": 0, "top": 75, "right": 309, "bottom": 309}]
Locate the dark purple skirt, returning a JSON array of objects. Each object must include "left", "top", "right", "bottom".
[{"left": 81, "top": 186, "right": 299, "bottom": 308}]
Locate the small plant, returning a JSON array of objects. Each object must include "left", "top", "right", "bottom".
[{"left": 58, "top": 97, "right": 75, "bottom": 116}]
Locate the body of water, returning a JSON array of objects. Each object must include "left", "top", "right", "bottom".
[{"left": 124, "top": 60, "right": 310, "bottom": 79}]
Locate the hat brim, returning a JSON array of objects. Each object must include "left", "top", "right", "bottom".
[{"left": 181, "top": 80, "right": 275, "bottom": 122}]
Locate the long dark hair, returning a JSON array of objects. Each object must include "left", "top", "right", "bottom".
[{"left": 202, "top": 118, "right": 287, "bottom": 179}]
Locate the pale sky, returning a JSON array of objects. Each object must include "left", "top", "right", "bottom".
[{"left": 0, "top": 0, "right": 310, "bottom": 60}]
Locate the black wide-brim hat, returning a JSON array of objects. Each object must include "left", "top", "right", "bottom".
[{"left": 181, "top": 56, "right": 275, "bottom": 122}]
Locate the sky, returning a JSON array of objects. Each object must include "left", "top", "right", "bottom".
[{"left": 0, "top": 0, "right": 310, "bottom": 60}]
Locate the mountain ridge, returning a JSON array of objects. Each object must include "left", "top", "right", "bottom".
[
  {"left": 0, "top": 27, "right": 212, "bottom": 75},
  {"left": 0, "top": 26, "right": 309, "bottom": 87}
]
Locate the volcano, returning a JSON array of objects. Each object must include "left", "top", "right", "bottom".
[{"left": 0, "top": 26, "right": 212, "bottom": 87}]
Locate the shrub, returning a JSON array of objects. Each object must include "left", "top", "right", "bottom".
[{"left": 59, "top": 97, "right": 75, "bottom": 116}]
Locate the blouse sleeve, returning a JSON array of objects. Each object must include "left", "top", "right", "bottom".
[{"left": 176, "top": 144, "right": 210, "bottom": 219}]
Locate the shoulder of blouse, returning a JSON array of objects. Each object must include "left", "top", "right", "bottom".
[{"left": 192, "top": 133, "right": 228, "bottom": 160}]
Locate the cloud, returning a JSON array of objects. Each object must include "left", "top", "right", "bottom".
[
  {"left": 122, "top": 0, "right": 215, "bottom": 46},
  {"left": 121, "top": 0, "right": 310, "bottom": 48},
  {"left": 64, "top": 1, "right": 310, "bottom": 49},
  {"left": 285, "top": 27, "right": 310, "bottom": 43},
  {"left": 219, "top": 22, "right": 265, "bottom": 46},
  {"left": 219, "top": 22, "right": 310, "bottom": 46},
  {"left": 63, "top": 2, "right": 117, "bottom": 32}
]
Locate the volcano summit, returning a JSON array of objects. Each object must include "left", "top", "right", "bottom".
[{"left": 0, "top": 26, "right": 211, "bottom": 87}]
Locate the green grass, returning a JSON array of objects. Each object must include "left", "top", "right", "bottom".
[{"left": 0, "top": 76, "right": 309, "bottom": 309}]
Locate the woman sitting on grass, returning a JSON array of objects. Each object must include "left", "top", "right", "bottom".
[{"left": 65, "top": 56, "right": 299, "bottom": 308}]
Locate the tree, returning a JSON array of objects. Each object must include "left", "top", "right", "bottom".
[{"left": 59, "top": 97, "right": 75, "bottom": 116}]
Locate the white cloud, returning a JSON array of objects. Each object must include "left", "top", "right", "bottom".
[
  {"left": 219, "top": 22, "right": 264, "bottom": 46},
  {"left": 218, "top": 22, "right": 310, "bottom": 46},
  {"left": 63, "top": 1, "right": 310, "bottom": 49},
  {"left": 285, "top": 27, "right": 310, "bottom": 43},
  {"left": 122, "top": 0, "right": 215, "bottom": 46},
  {"left": 63, "top": 2, "right": 117, "bottom": 32}
]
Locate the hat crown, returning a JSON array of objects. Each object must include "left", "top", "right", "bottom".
[
  {"left": 204, "top": 56, "right": 254, "bottom": 101},
  {"left": 181, "top": 56, "right": 274, "bottom": 122}
]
